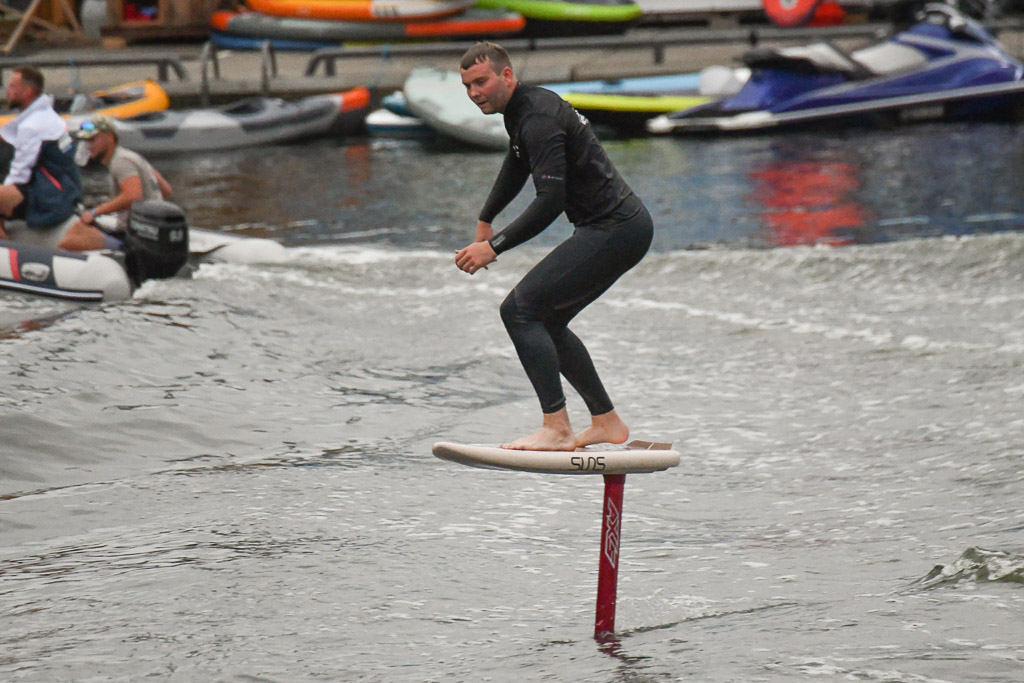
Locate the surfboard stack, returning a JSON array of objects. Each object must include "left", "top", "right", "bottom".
[{"left": 210, "top": 0, "right": 527, "bottom": 50}]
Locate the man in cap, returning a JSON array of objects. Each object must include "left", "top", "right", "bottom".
[
  {"left": 0, "top": 65, "right": 81, "bottom": 243},
  {"left": 59, "top": 115, "right": 173, "bottom": 251}
]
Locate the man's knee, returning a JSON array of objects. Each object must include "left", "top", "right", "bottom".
[
  {"left": 58, "top": 222, "right": 107, "bottom": 252},
  {"left": 499, "top": 290, "right": 521, "bottom": 330},
  {"left": 0, "top": 184, "right": 24, "bottom": 217}
]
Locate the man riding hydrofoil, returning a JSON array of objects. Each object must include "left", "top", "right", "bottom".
[{"left": 454, "top": 43, "right": 654, "bottom": 452}]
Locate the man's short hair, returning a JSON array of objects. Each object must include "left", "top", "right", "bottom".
[
  {"left": 12, "top": 66, "right": 44, "bottom": 93},
  {"left": 460, "top": 42, "right": 513, "bottom": 74}
]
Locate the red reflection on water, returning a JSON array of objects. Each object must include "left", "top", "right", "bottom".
[{"left": 750, "top": 160, "right": 867, "bottom": 246}]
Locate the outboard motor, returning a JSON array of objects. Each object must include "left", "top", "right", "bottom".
[{"left": 123, "top": 199, "right": 189, "bottom": 286}]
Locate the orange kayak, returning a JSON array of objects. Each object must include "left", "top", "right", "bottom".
[
  {"left": 245, "top": 0, "right": 475, "bottom": 21},
  {"left": 211, "top": 8, "right": 524, "bottom": 39}
]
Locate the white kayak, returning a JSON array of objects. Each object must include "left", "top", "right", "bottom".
[{"left": 403, "top": 68, "right": 509, "bottom": 150}]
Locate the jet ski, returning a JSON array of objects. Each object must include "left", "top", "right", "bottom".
[{"left": 648, "top": 4, "right": 1024, "bottom": 134}]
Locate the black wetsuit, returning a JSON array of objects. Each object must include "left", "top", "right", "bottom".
[{"left": 480, "top": 83, "right": 653, "bottom": 415}]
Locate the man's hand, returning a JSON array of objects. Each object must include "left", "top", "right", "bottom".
[{"left": 455, "top": 240, "right": 497, "bottom": 275}]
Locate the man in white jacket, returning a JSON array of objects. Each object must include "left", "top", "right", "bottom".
[{"left": 0, "top": 66, "right": 81, "bottom": 242}]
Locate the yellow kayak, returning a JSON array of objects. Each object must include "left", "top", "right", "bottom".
[
  {"left": 560, "top": 91, "right": 711, "bottom": 132},
  {"left": 0, "top": 79, "right": 170, "bottom": 126}
]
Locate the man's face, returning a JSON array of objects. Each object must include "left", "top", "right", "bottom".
[
  {"left": 6, "top": 73, "right": 36, "bottom": 110},
  {"left": 461, "top": 59, "right": 514, "bottom": 115},
  {"left": 87, "top": 131, "right": 114, "bottom": 160}
]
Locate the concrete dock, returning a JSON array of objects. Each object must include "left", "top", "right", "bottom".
[{"left": 5, "top": 19, "right": 1024, "bottom": 107}]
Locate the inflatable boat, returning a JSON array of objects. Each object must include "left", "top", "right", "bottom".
[
  {"left": 0, "top": 201, "right": 287, "bottom": 302},
  {"left": 0, "top": 200, "right": 187, "bottom": 302},
  {"left": 103, "top": 87, "right": 370, "bottom": 154},
  {"left": 0, "top": 80, "right": 169, "bottom": 127},
  {"left": 246, "top": 0, "right": 474, "bottom": 21},
  {"left": 63, "top": 80, "right": 171, "bottom": 121},
  {"left": 211, "top": 8, "right": 524, "bottom": 43},
  {"left": 474, "top": 0, "right": 640, "bottom": 35}
]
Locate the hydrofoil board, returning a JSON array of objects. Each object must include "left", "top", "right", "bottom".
[{"left": 432, "top": 440, "right": 680, "bottom": 475}]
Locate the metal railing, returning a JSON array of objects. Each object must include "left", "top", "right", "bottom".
[
  {"left": 0, "top": 54, "right": 188, "bottom": 84},
  {"left": 199, "top": 40, "right": 278, "bottom": 105},
  {"left": 304, "top": 22, "right": 896, "bottom": 76}
]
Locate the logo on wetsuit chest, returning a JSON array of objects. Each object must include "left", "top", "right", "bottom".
[{"left": 512, "top": 143, "right": 520, "bottom": 159}]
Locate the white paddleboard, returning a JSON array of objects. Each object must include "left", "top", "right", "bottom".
[
  {"left": 403, "top": 68, "right": 509, "bottom": 151},
  {"left": 432, "top": 440, "right": 680, "bottom": 475}
]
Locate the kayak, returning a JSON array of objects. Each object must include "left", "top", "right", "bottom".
[
  {"left": 210, "top": 30, "right": 337, "bottom": 51},
  {"left": 474, "top": 0, "right": 640, "bottom": 35},
  {"left": 561, "top": 91, "right": 711, "bottom": 131},
  {"left": 545, "top": 69, "right": 748, "bottom": 131},
  {"left": 100, "top": 87, "right": 371, "bottom": 154},
  {"left": 543, "top": 72, "right": 702, "bottom": 95},
  {"left": 0, "top": 80, "right": 169, "bottom": 127},
  {"left": 246, "top": 0, "right": 475, "bottom": 21},
  {"left": 211, "top": 8, "right": 525, "bottom": 42}
]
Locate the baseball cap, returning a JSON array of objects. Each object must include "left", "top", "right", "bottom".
[{"left": 75, "top": 115, "right": 115, "bottom": 140}]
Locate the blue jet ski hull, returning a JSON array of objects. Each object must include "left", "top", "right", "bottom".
[{"left": 649, "top": 4, "right": 1024, "bottom": 134}]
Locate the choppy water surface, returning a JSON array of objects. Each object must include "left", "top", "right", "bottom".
[{"left": 2, "top": 124, "right": 1023, "bottom": 681}]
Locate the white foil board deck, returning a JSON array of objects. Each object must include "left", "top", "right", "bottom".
[{"left": 432, "top": 440, "right": 680, "bottom": 475}]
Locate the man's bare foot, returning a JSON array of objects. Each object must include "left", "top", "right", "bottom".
[
  {"left": 576, "top": 410, "right": 629, "bottom": 448},
  {"left": 501, "top": 426, "right": 577, "bottom": 451},
  {"left": 501, "top": 407, "right": 577, "bottom": 451}
]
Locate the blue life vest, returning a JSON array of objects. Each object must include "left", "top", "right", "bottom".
[{"left": 25, "top": 137, "right": 82, "bottom": 229}]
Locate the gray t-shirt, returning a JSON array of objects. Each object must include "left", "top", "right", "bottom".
[{"left": 108, "top": 146, "right": 162, "bottom": 230}]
